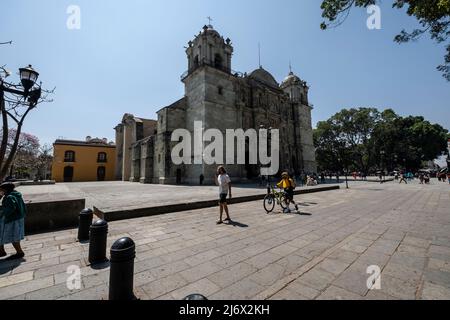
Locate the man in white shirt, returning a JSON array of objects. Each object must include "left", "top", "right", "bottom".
[{"left": 215, "top": 166, "right": 232, "bottom": 225}]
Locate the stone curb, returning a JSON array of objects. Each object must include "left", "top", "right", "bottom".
[{"left": 100, "top": 185, "right": 340, "bottom": 222}]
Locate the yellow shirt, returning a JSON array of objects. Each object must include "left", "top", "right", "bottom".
[{"left": 277, "top": 178, "right": 294, "bottom": 189}]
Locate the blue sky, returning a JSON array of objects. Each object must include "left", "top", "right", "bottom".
[{"left": 1, "top": 0, "right": 449, "bottom": 146}]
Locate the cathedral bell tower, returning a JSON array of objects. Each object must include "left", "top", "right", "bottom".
[
  {"left": 184, "top": 24, "right": 234, "bottom": 76},
  {"left": 181, "top": 24, "right": 238, "bottom": 184},
  {"left": 281, "top": 69, "right": 317, "bottom": 174}
]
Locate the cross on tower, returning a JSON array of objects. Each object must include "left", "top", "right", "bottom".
[{"left": 207, "top": 16, "right": 213, "bottom": 26}]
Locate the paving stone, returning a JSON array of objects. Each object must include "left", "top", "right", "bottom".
[
  {"left": 275, "top": 254, "right": 309, "bottom": 277},
  {"left": 270, "top": 288, "right": 309, "bottom": 300},
  {"left": 207, "top": 262, "right": 257, "bottom": 288},
  {"left": 245, "top": 251, "right": 283, "bottom": 270},
  {"left": 141, "top": 274, "right": 188, "bottom": 299},
  {"left": 420, "top": 281, "right": 450, "bottom": 300},
  {"left": 296, "top": 268, "right": 336, "bottom": 291},
  {"left": 423, "top": 269, "right": 450, "bottom": 289},
  {"left": 332, "top": 263, "right": 370, "bottom": 296},
  {"left": 0, "top": 276, "right": 54, "bottom": 300},
  {"left": 427, "top": 258, "right": 450, "bottom": 272},
  {"left": 169, "top": 278, "right": 221, "bottom": 300},
  {"left": 58, "top": 284, "right": 108, "bottom": 300},
  {"left": 316, "top": 285, "right": 363, "bottom": 300},
  {"left": 327, "top": 249, "right": 359, "bottom": 264},
  {"left": 286, "top": 280, "right": 321, "bottom": 299},
  {"left": 179, "top": 261, "right": 223, "bottom": 283},
  {"left": 209, "top": 277, "right": 265, "bottom": 300},
  {"left": 0, "top": 271, "right": 34, "bottom": 289},
  {"left": 316, "top": 258, "right": 350, "bottom": 276},
  {"left": 402, "top": 236, "right": 430, "bottom": 249},
  {"left": 377, "top": 275, "right": 418, "bottom": 300},
  {"left": 382, "top": 262, "right": 423, "bottom": 286},
  {"left": 247, "top": 263, "right": 286, "bottom": 287},
  {"left": 389, "top": 252, "right": 427, "bottom": 270}
]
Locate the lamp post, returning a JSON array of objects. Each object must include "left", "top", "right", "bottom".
[
  {"left": 259, "top": 125, "right": 272, "bottom": 193},
  {"left": 0, "top": 64, "right": 42, "bottom": 180},
  {"left": 380, "top": 150, "right": 386, "bottom": 183},
  {"left": 1, "top": 64, "right": 41, "bottom": 105}
]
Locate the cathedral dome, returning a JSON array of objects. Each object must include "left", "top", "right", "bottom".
[
  {"left": 281, "top": 71, "right": 302, "bottom": 88},
  {"left": 249, "top": 67, "right": 279, "bottom": 88}
]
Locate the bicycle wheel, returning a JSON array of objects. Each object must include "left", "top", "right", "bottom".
[
  {"left": 263, "top": 195, "right": 276, "bottom": 213},
  {"left": 280, "top": 194, "right": 289, "bottom": 210}
]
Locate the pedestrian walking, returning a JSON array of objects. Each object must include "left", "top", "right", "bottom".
[
  {"left": 399, "top": 172, "right": 408, "bottom": 184},
  {"left": 0, "top": 182, "right": 27, "bottom": 260},
  {"left": 215, "top": 166, "right": 232, "bottom": 225}
]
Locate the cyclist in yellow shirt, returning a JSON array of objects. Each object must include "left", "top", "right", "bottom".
[{"left": 277, "top": 172, "right": 299, "bottom": 213}]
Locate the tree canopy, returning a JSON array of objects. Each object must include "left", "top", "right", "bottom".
[{"left": 314, "top": 107, "right": 449, "bottom": 172}]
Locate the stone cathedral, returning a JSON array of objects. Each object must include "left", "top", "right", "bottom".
[{"left": 115, "top": 24, "right": 317, "bottom": 185}]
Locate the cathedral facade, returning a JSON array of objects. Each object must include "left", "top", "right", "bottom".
[{"left": 115, "top": 25, "right": 317, "bottom": 185}]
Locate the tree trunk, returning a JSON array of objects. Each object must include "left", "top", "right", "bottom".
[
  {"left": 0, "top": 123, "right": 23, "bottom": 180},
  {"left": 0, "top": 92, "right": 9, "bottom": 174}
]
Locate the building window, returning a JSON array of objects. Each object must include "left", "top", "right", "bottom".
[
  {"left": 97, "top": 152, "right": 107, "bottom": 163},
  {"left": 64, "top": 151, "right": 75, "bottom": 162},
  {"left": 158, "top": 154, "right": 161, "bottom": 163},
  {"left": 218, "top": 86, "right": 223, "bottom": 95},
  {"left": 214, "top": 54, "right": 223, "bottom": 69}
]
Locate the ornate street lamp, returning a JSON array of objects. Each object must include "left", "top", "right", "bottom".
[{"left": 19, "top": 64, "right": 39, "bottom": 93}]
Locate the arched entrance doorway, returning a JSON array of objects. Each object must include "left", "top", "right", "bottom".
[
  {"left": 63, "top": 166, "right": 74, "bottom": 182},
  {"left": 97, "top": 166, "right": 106, "bottom": 181}
]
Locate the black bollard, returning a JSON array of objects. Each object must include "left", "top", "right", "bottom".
[
  {"left": 88, "top": 219, "right": 108, "bottom": 265},
  {"left": 109, "top": 237, "right": 136, "bottom": 300},
  {"left": 77, "top": 208, "right": 93, "bottom": 242},
  {"left": 184, "top": 294, "right": 208, "bottom": 300}
]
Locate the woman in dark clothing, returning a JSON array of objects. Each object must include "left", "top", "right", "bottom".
[{"left": 0, "top": 182, "right": 26, "bottom": 259}]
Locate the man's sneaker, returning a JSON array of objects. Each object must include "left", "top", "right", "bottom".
[{"left": 283, "top": 208, "right": 291, "bottom": 214}]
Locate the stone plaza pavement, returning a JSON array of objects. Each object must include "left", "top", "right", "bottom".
[
  {"left": 1, "top": 180, "right": 449, "bottom": 300},
  {"left": 19, "top": 181, "right": 272, "bottom": 213}
]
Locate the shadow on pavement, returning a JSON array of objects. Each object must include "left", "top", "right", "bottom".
[
  {"left": 227, "top": 221, "right": 249, "bottom": 228},
  {"left": 0, "top": 257, "right": 25, "bottom": 274}
]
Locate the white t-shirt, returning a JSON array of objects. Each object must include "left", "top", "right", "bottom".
[{"left": 218, "top": 174, "right": 231, "bottom": 195}]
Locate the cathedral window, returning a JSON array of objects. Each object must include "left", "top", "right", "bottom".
[
  {"left": 214, "top": 54, "right": 223, "bottom": 70},
  {"left": 218, "top": 86, "right": 223, "bottom": 95}
]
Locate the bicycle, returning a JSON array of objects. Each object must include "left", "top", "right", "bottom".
[{"left": 263, "top": 185, "right": 289, "bottom": 214}]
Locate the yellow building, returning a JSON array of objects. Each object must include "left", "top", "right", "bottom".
[{"left": 52, "top": 137, "right": 116, "bottom": 182}]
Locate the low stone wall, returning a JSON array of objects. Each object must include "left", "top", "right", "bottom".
[
  {"left": 25, "top": 198, "right": 85, "bottom": 234},
  {"left": 102, "top": 185, "right": 340, "bottom": 222}
]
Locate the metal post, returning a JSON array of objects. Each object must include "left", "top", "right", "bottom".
[
  {"left": 88, "top": 219, "right": 108, "bottom": 265},
  {"left": 77, "top": 208, "right": 93, "bottom": 242},
  {"left": 109, "top": 237, "right": 136, "bottom": 300},
  {"left": 184, "top": 294, "right": 208, "bottom": 300}
]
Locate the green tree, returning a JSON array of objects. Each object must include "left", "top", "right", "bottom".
[
  {"left": 314, "top": 107, "right": 449, "bottom": 172},
  {"left": 320, "top": 0, "right": 450, "bottom": 81},
  {"left": 314, "top": 107, "right": 381, "bottom": 172}
]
